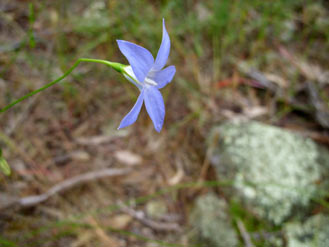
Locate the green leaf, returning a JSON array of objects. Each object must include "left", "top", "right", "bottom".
[
  {"left": 0, "top": 157, "right": 11, "bottom": 176},
  {"left": 0, "top": 237, "right": 18, "bottom": 247}
]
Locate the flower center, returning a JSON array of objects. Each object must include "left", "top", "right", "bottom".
[
  {"left": 123, "top": 66, "right": 158, "bottom": 87},
  {"left": 144, "top": 77, "right": 158, "bottom": 86}
]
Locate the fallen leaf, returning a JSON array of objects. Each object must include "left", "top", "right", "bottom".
[
  {"left": 264, "top": 73, "right": 289, "bottom": 88},
  {"left": 114, "top": 150, "right": 142, "bottom": 166},
  {"left": 108, "top": 214, "right": 132, "bottom": 229}
]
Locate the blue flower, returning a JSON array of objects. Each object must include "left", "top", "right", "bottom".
[{"left": 117, "top": 19, "right": 176, "bottom": 132}]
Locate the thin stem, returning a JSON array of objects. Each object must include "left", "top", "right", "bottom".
[{"left": 0, "top": 58, "right": 125, "bottom": 114}]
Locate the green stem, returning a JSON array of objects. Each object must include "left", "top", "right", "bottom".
[{"left": 0, "top": 58, "right": 125, "bottom": 114}]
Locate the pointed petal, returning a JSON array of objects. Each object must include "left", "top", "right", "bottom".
[
  {"left": 118, "top": 91, "right": 144, "bottom": 129},
  {"left": 153, "top": 19, "right": 170, "bottom": 71},
  {"left": 151, "top": 65, "right": 176, "bottom": 89},
  {"left": 144, "top": 86, "right": 165, "bottom": 132},
  {"left": 117, "top": 40, "right": 154, "bottom": 82}
]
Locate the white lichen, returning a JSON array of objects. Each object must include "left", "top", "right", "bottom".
[
  {"left": 190, "top": 193, "right": 238, "bottom": 247},
  {"left": 285, "top": 215, "right": 329, "bottom": 247},
  {"left": 210, "top": 121, "right": 322, "bottom": 224}
]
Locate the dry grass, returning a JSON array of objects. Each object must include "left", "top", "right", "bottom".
[{"left": 0, "top": 0, "right": 328, "bottom": 246}]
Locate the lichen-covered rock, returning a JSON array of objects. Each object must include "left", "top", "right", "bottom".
[
  {"left": 190, "top": 193, "right": 238, "bottom": 247},
  {"left": 209, "top": 121, "right": 327, "bottom": 224},
  {"left": 285, "top": 215, "right": 329, "bottom": 247}
]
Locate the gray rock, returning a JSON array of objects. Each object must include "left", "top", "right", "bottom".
[
  {"left": 190, "top": 193, "right": 238, "bottom": 247},
  {"left": 285, "top": 215, "right": 329, "bottom": 247},
  {"left": 209, "top": 121, "right": 328, "bottom": 224}
]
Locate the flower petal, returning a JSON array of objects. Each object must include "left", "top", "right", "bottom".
[
  {"left": 118, "top": 91, "right": 144, "bottom": 129},
  {"left": 151, "top": 65, "right": 176, "bottom": 89},
  {"left": 117, "top": 40, "right": 154, "bottom": 83},
  {"left": 123, "top": 66, "right": 142, "bottom": 90},
  {"left": 144, "top": 86, "right": 165, "bottom": 132},
  {"left": 153, "top": 19, "right": 170, "bottom": 71}
]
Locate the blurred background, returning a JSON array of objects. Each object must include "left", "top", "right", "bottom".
[{"left": 0, "top": 0, "right": 328, "bottom": 246}]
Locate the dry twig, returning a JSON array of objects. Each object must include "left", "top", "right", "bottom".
[
  {"left": 0, "top": 168, "right": 131, "bottom": 210},
  {"left": 118, "top": 202, "right": 180, "bottom": 232},
  {"left": 237, "top": 219, "right": 254, "bottom": 247}
]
